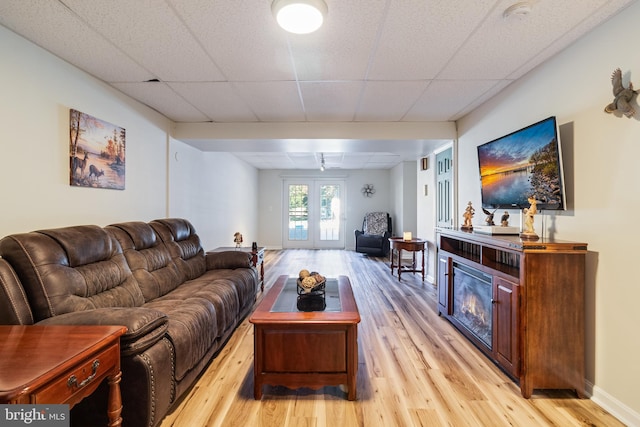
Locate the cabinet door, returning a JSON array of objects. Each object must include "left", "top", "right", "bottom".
[
  {"left": 437, "top": 255, "right": 451, "bottom": 315},
  {"left": 493, "top": 276, "right": 519, "bottom": 377}
]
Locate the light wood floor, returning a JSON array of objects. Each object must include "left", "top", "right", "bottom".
[{"left": 160, "top": 249, "right": 624, "bottom": 427}]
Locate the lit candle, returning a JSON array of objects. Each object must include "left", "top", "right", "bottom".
[{"left": 403, "top": 231, "right": 412, "bottom": 241}]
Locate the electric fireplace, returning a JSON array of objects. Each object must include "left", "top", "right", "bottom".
[{"left": 452, "top": 262, "right": 493, "bottom": 349}]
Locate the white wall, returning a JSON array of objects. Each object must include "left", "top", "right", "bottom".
[
  {"left": 258, "top": 169, "right": 390, "bottom": 249},
  {"left": 0, "top": 25, "right": 171, "bottom": 236},
  {"left": 456, "top": 3, "right": 640, "bottom": 424},
  {"left": 390, "top": 160, "right": 418, "bottom": 247},
  {"left": 417, "top": 155, "right": 437, "bottom": 282},
  {"left": 167, "top": 140, "right": 259, "bottom": 251},
  {"left": 0, "top": 25, "right": 259, "bottom": 251}
]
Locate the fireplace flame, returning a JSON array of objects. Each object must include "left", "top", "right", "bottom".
[{"left": 461, "top": 294, "right": 487, "bottom": 325}]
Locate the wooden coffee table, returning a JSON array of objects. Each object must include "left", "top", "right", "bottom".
[{"left": 249, "top": 275, "right": 360, "bottom": 400}]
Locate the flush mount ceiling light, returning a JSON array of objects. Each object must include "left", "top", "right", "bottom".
[
  {"left": 272, "top": 0, "right": 328, "bottom": 34},
  {"left": 503, "top": 1, "right": 532, "bottom": 19}
]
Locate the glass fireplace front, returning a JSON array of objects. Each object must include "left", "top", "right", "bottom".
[{"left": 452, "top": 262, "right": 493, "bottom": 349}]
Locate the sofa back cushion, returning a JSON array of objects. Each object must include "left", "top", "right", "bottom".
[
  {"left": 0, "top": 258, "right": 34, "bottom": 325},
  {"left": 0, "top": 225, "right": 144, "bottom": 322},
  {"left": 107, "top": 221, "right": 184, "bottom": 302},
  {"left": 150, "top": 218, "right": 206, "bottom": 280}
]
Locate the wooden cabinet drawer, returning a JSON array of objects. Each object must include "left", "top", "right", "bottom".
[
  {"left": 262, "top": 329, "right": 347, "bottom": 373},
  {"left": 33, "top": 344, "right": 119, "bottom": 404}
]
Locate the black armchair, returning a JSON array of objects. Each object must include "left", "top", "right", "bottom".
[{"left": 355, "top": 212, "right": 392, "bottom": 256}]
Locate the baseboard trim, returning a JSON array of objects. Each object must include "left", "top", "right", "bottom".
[{"left": 590, "top": 382, "right": 640, "bottom": 426}]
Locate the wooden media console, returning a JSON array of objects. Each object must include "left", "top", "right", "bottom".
[{"left": 436, "top": 228, "right": 587, "bottom": 398}]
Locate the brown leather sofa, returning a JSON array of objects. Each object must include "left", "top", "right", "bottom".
[{"left": 0, "top": 218, "right": 259, "bottom": 427}]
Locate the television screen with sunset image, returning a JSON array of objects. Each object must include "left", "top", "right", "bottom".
[{"left": 477, "top": 116, "right": 566, "bottom": 210}]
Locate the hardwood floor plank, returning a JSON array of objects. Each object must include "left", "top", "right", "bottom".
[{"left": 159, "top": 250, "right": 625, "bottom": 427}]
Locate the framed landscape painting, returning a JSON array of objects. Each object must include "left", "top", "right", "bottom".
[{"left": 69, "top": 109, "right": 125, "bottom": 189}]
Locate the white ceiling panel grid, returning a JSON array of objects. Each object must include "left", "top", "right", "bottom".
[{"left": 1, "top": 0, "right": 635, "bottom": 168}]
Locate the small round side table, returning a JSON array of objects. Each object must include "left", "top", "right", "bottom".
[{"left": 388, "top": 237, "right": 427, "bottom": 281}]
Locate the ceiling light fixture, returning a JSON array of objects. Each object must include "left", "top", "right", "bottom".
[
  {"left": 272, "top": 0, "right": 328, "bottom": 34},
  {"left": 320, "top": 153, "right": 325, "bottom": 172}
]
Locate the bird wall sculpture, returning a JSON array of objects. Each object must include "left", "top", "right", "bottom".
[{"left": 604, "top": 68, "right": 637, "bottom": 118}]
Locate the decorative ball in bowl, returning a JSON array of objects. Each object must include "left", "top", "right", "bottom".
[{"left": 297, "top": 269, "right": 326, "bottom": 294}]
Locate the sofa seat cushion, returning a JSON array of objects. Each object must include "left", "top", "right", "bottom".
[
  {"left": 157, "top": 279, "right": 239, "bottom": 338},
  {"left": 355, "top": 233, "right": 386, "bottom": 248},
  {"left": 143, "top": 297, "right": 218, "bottom": 381},
  {"left": 199, "top": 268, "right": 258, "bottom": 312}
]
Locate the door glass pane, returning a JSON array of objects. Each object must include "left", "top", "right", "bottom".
[
  {"left": 288, "top": 184, "right": 308, "bottom": 241},
  {"left": 319, "top": 184, "right": 340, "bottom": 241},
  {"left": 437, "top": 147, "right": 453, "bottom": 228}
]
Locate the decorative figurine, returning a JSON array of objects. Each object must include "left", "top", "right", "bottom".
[
  {"left": 482, "top": 207, "right": 497, "bottom": 226},
  {"left": 233, "top": 232, "right": 243, "bottom": 248},
  {"left": 500, "top": 211, "right": 510, "bottom": 227},
  {"left": 604, "top": 68, "right": 637, "bottom": 118},
  {"left": 462, "top": 201, "right": 475, "bottom": 231},
  {"left": 520, "top": 197, "right": 539, "bottom": 240}
]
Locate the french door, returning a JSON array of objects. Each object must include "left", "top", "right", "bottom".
[
  {"left": 436, "top": 147, "right": 453, "bottom": 228},
  {"left": 283, "top": 179, "right": 344, "bottom": 249}
]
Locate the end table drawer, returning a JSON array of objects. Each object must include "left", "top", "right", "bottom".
[{"left": 33, "top": 344, "right": 119, "bottom": 404}]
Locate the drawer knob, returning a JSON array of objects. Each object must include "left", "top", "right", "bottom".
[{"left": 67, "top": 359, "right": 100, "bottom": 389}]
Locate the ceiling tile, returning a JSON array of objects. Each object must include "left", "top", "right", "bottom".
[
  {"left": 367, "top": 0, "right": 497, "bottom": 80},
  {"left": 231, "top": 81, "right": 305, "bottom": 121},
  {"left": 506, "top": 0, "right": 637, "bottom": 79},
  {"left": 288, "top": 0, "right": 388, "bottom": 81},
  {"left": 355, "top": 81, "right": 430, "bottom": 121},
  {"left": 0, "top": 0, "right": 153, "bottom": 83},
  {"left": 404, "top": 79, "right": 508, "bottom": 121},
  {"left": 299, "top": 82, "right": 364, "bottom": 121},
  {"left": 61, "top": 0, "right": 225, "bottom": 82},
  {"left": 168, "top": 82, "right": 258, "bottom": 122},
  {"left": 440, "top": 0, "right": 627, "bottom": 81},
  {"left": 112, "top": 82, "right": 208, "bottom": 122},
  {"left": 167, "top": 0, "right": 296, "bottom": 81}
]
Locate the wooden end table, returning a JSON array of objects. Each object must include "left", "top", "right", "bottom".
[
  {"left": 210, "top": 246, "right": 265, "bottom": 291},
  {"left": 389, "top": 237, "right": 427, "bottom": 281},
  {"left": 249, "top": 275, "right": 360, "bottom": 400},
  {"left": 0, "top": 325, "right": 127, "bottom": 427}
]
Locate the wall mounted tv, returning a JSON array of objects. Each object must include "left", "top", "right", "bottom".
[{"left": 477, "top": 116, "right": 566, "bottom": 210}]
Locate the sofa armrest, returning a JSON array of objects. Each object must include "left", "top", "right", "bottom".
[
  {"left": 0, "top": 258, "right": 34, "bottom": 325},
  {"left": 37, "top": 307, "right": 168, "bottom": 356},
  {"left": 205, "top": 250, "right": 251, "bottom": 270}
]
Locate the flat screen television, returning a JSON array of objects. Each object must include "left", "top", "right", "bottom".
[{"left": 477, "top": 116, "right": 566, "bottom": 210}]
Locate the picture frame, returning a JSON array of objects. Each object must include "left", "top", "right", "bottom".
[{"left": 69, "top": 109, "right": 125, "bottom": 190}]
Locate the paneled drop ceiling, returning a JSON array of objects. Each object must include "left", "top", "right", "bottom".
[{"left": 0, "top": 0, "right": 634, "bottom": 169}]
